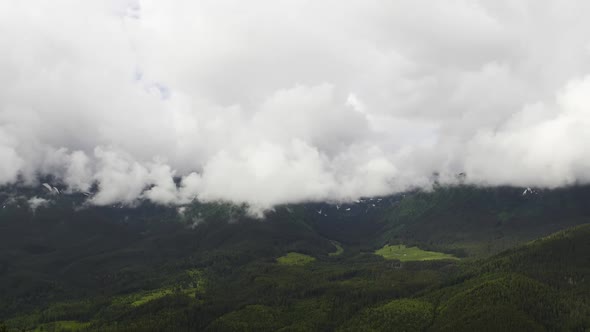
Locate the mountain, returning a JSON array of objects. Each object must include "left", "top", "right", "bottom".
[{"left": 0, "top": 184, "right": 589, "bottom": 331}]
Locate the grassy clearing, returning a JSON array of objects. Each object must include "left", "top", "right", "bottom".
[
  {"left": 277, "top": 252, "right": 316, "bottom": 266},
  {"left": 128, "top": 269, "right": 205, "bottom": 307},
  {"left": 130, "top": 287, "right": 201, "bottom": 307},
  {"left": 329, "top": 241, "right": 344, "bottom": 256},
  {"left": 375, "top": 244, "right": 458, "bottom": 262},
  {"left": 34, "top": 320, "right": 91, "bottom": 331},
  {"left": 131, "top": 289, "right": 174, "bottom": 307}
]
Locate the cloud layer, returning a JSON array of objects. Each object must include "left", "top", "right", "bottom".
[{"left": 1, "top": 1, "right": 590, "bottom": 212}]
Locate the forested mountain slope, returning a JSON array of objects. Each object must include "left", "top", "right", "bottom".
[{"left": 0, "top": 185, "right": 589, "bottom": 331}]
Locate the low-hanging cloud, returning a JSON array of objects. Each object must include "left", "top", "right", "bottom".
[{"left": 1, "top": 0, "right": 590, "bottom": 213}]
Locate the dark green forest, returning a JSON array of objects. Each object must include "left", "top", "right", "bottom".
[{"left": 1, "top": 185, "right": 589, "bottom": 331}]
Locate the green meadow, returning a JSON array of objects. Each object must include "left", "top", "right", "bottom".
[
  {"left": 277, "top": 252, "right": 316, "bottom": 265},
  {"left": 375, "top": 244, "right": 458, "bottom": 261},
  {"left": 329, "top": 240, "right": 344, "bottom": 256}
]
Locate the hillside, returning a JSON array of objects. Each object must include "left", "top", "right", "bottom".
[{"left": 0, "top": 185, "right": 589, "bottom": 331}]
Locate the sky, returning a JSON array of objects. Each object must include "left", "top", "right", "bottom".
[{"left": 1, "top": 1, "right": 590, "bottom": 213}]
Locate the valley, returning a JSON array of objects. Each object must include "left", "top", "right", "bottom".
[{"left": 1, "top": 185, "right": 589, "bottom": 331}]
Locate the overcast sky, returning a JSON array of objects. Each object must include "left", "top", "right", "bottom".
[{"left": 1, "top": 1, "right": 590, "bottom": 213}]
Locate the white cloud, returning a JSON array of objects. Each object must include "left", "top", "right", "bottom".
[
  {"left": 1, "top": 1, "right": 590, "bottom": 213},
  {"left": 28, "top": 196, "right": 49, "bottom": 212}
]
